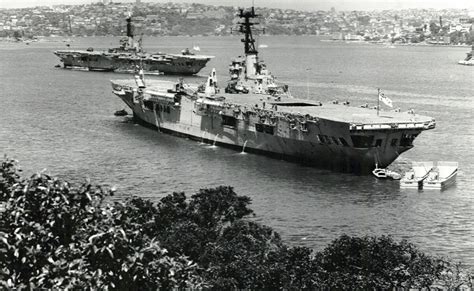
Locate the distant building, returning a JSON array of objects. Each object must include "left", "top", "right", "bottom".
[{"left": 186, "top": 12, "right": 202, "bottom": 20}]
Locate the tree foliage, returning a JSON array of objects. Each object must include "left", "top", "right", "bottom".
[
  {"left": 0, "top": 158, "right": 203, "bottom": 289},
  {"left": 0, "top": 157, "right": 471, "bottom": 289},
  {"left": 315, "top": 235, "right": 448, "bottom": 289}
]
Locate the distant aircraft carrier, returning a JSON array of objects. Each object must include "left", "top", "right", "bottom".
[{"left": 54, "top": 16, "right": 213, "bottom": 75}]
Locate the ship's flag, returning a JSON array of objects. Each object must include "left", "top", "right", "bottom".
[
  {"left": 193, "top": 45, "right": 200, "bottom": 51},
  {"left": 378, "top": 91, "right": 393, "bottom": 108}
]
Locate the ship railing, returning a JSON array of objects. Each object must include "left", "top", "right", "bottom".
[
  {"left": 350, "top": 120, "right": 435, "bottom": 131},
  {"left": 144, "top": 91, "right": 176, "bottom": 102}
]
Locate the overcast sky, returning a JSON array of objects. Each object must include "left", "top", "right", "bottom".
[{"left": 0, "top": 0, "right": 472, "bottom": 11}]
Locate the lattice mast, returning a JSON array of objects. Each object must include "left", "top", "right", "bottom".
[{"left": 237, "top": 7, "right": 260, "bottom": 77}]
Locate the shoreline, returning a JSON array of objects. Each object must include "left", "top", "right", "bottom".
[{"left": 0, "top": 35, "right": 471, "bottom": 48}]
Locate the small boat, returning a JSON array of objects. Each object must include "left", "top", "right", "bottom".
[
  {"left": 114, "top": 109, "right": 128, "bottom": 116},
  {"left": 400, "top": 161, "right": 433, "bottom": 189},
  {"left": 458, "top": 45, "right": 474, "bottom": 66},
  {"left": 423, "top": 161, "right": 458, "bottom": 190},
  {"left": 372, "top": 164, "right": 401, "bottom": 180}
]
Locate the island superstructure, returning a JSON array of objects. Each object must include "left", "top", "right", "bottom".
[
  {"left": 54, "top": 16, "right": 213, "bottom": 75},
  {"left": 111, "top": 7, "right": 436, "bottom": 173}
]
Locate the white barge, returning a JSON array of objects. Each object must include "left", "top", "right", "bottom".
[
  {"left": 400, "top": 162, "right": 433, "bottom": 189},
  {"left": 423, "top": 162, "right": 458, "bottom": 189}
]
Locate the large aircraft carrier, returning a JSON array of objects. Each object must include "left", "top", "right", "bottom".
[{"left": 111, "top": 7, "right": 435, "bottom": 173}]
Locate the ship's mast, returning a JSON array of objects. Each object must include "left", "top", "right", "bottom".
[
  {"left": 126, "top": 15, "right": 134, "bottom": 49},
  {"left": 237, "top": 7, "right": 260, "bottom": 77},
  {"left": 238, "top": 7, "right": 258, "bottom": 55}
]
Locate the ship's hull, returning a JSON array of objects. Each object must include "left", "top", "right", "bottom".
[
  {"left": 113, "top": 86, "right": 428, "bottom": 174},
  {"left": 54, "top": 51, "right": 211, "bottom": 75}
]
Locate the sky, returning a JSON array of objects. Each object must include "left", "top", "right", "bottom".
[{"left": 0, "top": 0, "right": 472, "bottom": 11}]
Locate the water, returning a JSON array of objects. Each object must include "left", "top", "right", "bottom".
[{"left": 1, "top": 36, "right": 473, "bottom": 268}]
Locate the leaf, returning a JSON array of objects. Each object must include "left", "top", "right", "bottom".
[
  {"left": 88, "top": 232, "right": 104, "bottom": 243},
  {"left": 0, "top": 235, "right": 9, "bottom": 247},
  {"left": 56, "top": 277, "right": 64, "bottom": 287},
  {"left": 106, "top": 247, "right": 114, "bottom": 259},
  {"left": 119, "top": 229, "right": 127, "bottom": 240}
]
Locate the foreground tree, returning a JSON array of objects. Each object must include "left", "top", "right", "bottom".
[
  {"left": 0, "top": 158, "right": 203, "bottom": 289},
  {"left": 315, "top": 235, "right": 447, "bottom": 289},
  {"left": 0, "top": 157, "right": 471, "bottom": 289}
]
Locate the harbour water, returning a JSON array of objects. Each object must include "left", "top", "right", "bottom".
[{"left": 0, "top": 36, "right": 473, "bottom": 268}]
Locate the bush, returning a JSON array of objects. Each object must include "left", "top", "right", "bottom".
[
  {"left": 0, "top": 158, "right": 471, "bottom": 289},
  {"left": 315, "top": 235, "right": 446, "bottom": 289},
  {"left": 0, "top": 158, "right": 203, "bottom": 289}
]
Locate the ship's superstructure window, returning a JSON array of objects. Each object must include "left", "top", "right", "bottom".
[
  {"left": 156, "top": 104, "right": 171, "bottom": 113},
  {"left": 331, "top": 137, "right": 340, "bottom": 145},
  {"left": 301, "top": 122, "right": 308, "bottom": 132},
  {"left": 322, "top": 135, "right": 331, "bottom": 144},
  {"left": 400, "top": 133, "right": 418, "bottom": 146},
  {"left": 375, "top": 139, "right": 383, "bottom": 147},
  {"left": 144, "top": 101, "right": 154, "bottom": 111},
  {"left": 351, "top": 135, "right": 374, "bottom": 148},
  {"left": 264, "top": 125, "right": 275, "bottom": 134},
  {"left": 255, "top": 123, "right": 274, "bottom": 135},
  {"left": 391, "top": 138, "right": 398, "bottom": 146},
  {"left": 222, "top": 115, "right": 237, "bottom": 128},
  {"left": 339, "top": 137, "right": 349, "bottom": 147},
  {"left": 316, "top": 134, "right": 324, "bottom": 143},
  {"left": 317, "top": 134, "right": 330, "bottom": 144}
]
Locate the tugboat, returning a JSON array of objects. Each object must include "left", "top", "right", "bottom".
[
  {"left": 458, "top": 45, "right": 474, "bottom": 66},
  {"left": 54, "top": 15, "right": 213, "bottom": 75},
  {"left": 110, "top": 7, "right": 436, "bottom": 174}
]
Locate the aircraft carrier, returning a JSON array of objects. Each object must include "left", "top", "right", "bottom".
[
  {"left": 54, "top": 16, "right": 213, "bottom": 75},
  {"left": 111, "top": 7, "right": 436, "bottom": 173}
]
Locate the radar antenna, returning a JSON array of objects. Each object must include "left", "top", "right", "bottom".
[{"left": 237, "top": 7, "right": 262, "bottom": 55}]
